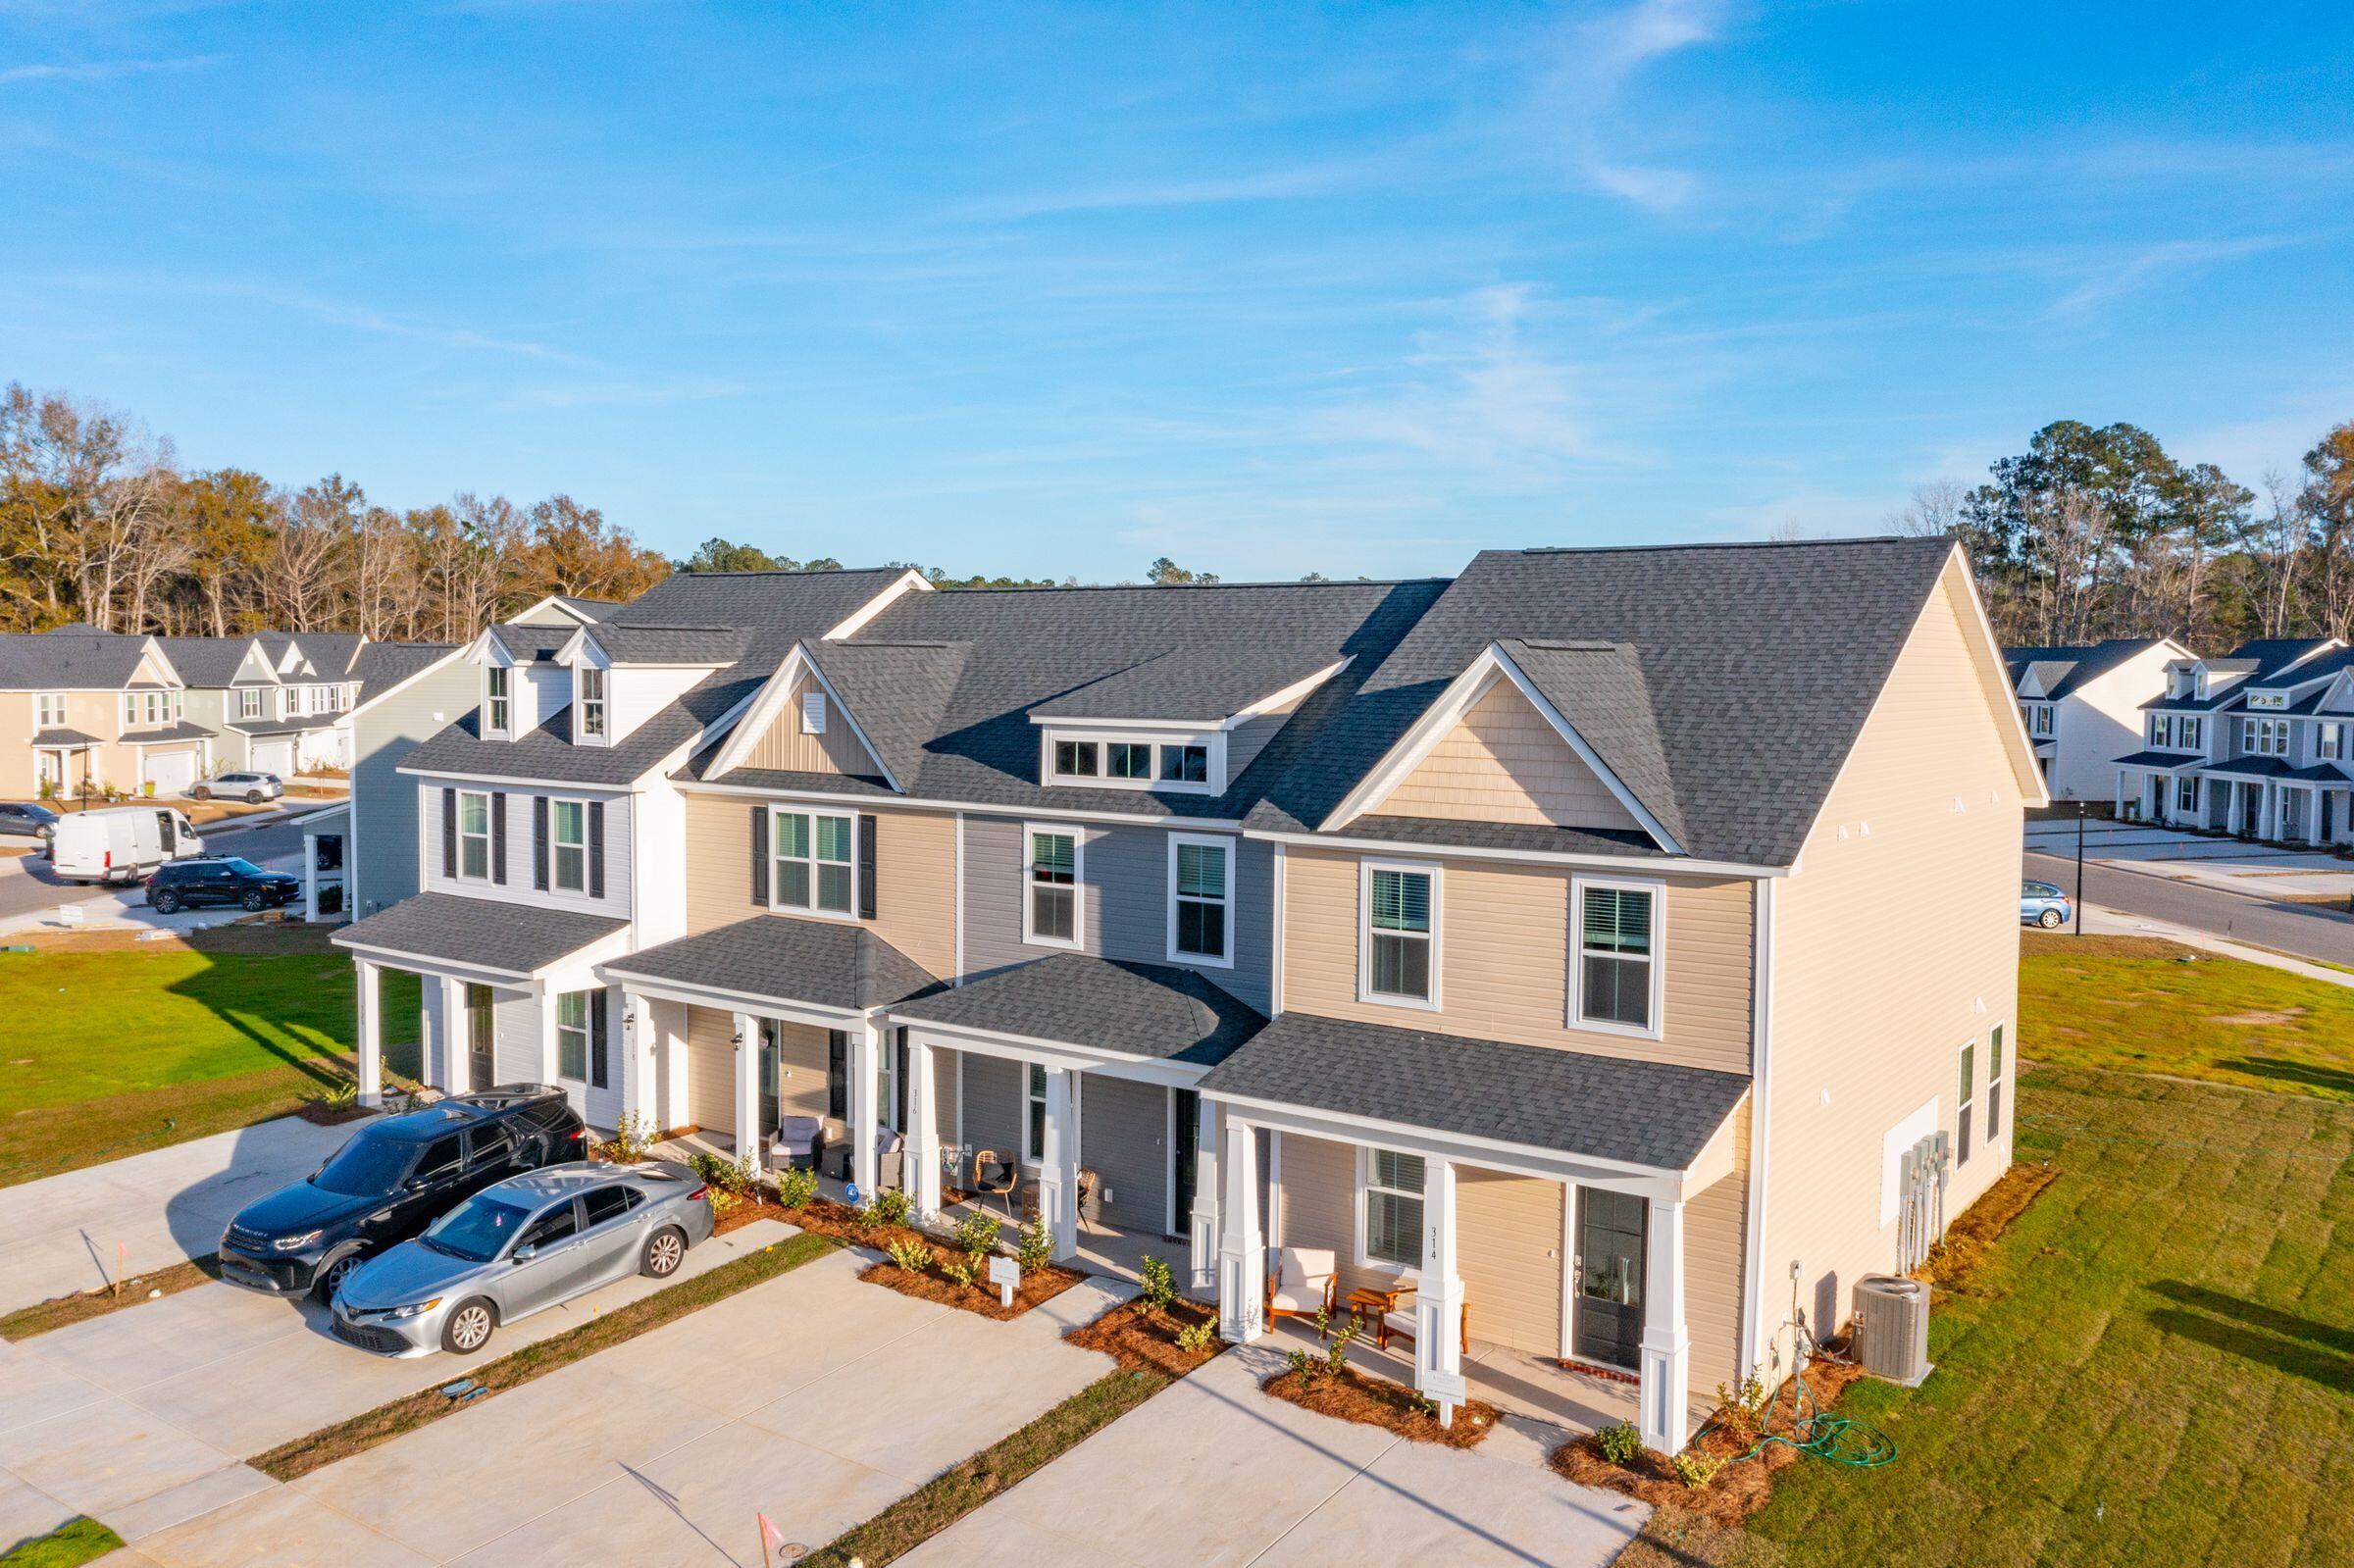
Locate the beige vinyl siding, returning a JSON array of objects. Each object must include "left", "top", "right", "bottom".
[
  {"left": 686, "top": 1005, "right": 737, "bottom": 1132},
  {"left": 1282, "top": 846, "right": 1754, "bottom": 1075},
  {"left": 741, "top": 671, "right": 882, "bottom": 777},
  {"left": 1682, "top": 1099, "right": 1749, "bottom": 1398},
  {"left": 1225, "top": 683, "right": 1311, "bottom": 782},
  {"left": 1761, "top": 557, "right": 2027, "bottom": 1375},
  {"left": 1457, "top": 1168, "right": 1565, "bottom": 1355},
  {"left": 1369, "top": 679, "right": 1644, "bottom": 833},
  {"left": 680, "top": 793, "right": 958, "bottom": 981},
  {"left": 772, "top": 1020, "right": 832, "bottom": 1121}
]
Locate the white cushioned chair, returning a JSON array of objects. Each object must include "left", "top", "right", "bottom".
[
  {"left": 1375, "top": 1281, "right": 1469, "bottom": 1355},
  {"left": 1265, "top": 1247, "right": 1338, "bottom": 1333}
]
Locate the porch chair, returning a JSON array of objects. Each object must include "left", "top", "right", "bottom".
[
  {"left": 1373, "top": 1281, "right": 1470, "bottom": 1356},
  {"left": 971, "top": 1148, "right": 1018, "bottom": 1215},
  {"left": 767, "top": 1114, "right": 824, "bottom": 1174},
  {"left": 1265, "top": 1247, "right": 1339, "bottom": 1335}
]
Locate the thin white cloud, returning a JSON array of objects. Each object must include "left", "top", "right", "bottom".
[
  {"left": 957, "top": 161, "right": 1360, "bottom": 222},
  {"left": 2044, "top": 236, "right": 2293, "bottom": 318},
  {"left": 0, "top": 55, "right": 220, "bottom": 85},
  {"left": 1535, "top": 0, "right": 1727, "bottom": 212}
]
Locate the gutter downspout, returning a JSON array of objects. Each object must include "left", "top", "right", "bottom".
[{"left": 1738, "top": 874, "right": 1776, "bottom": 1384}]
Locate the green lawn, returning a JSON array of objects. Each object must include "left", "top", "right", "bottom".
[
  {"left": 0, "top": 928, "right": 420, "bottom": 1188},
  {"left": 0, "top": 1517, "right": 123, "bottom": 1568},
  {"left": 2020, "top": 933, "right": 2354, "bottom": 1101}
]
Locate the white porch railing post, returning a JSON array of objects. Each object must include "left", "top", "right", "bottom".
[
  {"left": 353, "top": 959, "right": 383, "bottom": 1107},
  {"left": 905, "top": 1037, "right": 942, "bottom": 1219},
  {"left": 850, "top": 1023, "right": 883, "bottom": 1199},
  {"left": 1414, "top": 1157, "right": 1464, "bottom": 1427},
  {"left": 1189, "top": 1095, "right": 1221, "bottom": 1293},
  {"left": 302, "top": 832, "right": 321, "bottom": 925},
  {"left": 440, "top": 975, "right": 469, "bottom": 1093},
  {"left": 1039, "top": 1066, "right": 1079, "bottom": 1260},
  {"left": 732, "top": 1012, "right": 760, "bottom": 1169},
  {"left": 1640, "top": 1194, "right": 1691, "bottom": 1453},
  {"left": 1216, "top": 1114, "right": 1263, "bottom": 1342}
]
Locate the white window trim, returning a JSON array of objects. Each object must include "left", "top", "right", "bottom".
[
  {"left": 1986, "top": 1023, "right": 2007, "bottom": 1141},
  {"left": 34, "top": 692, "right": 65, "bottom": 730},
  {"left": 455, "top": 788, "right": 494, "bottom": 883},
  {"left": 555, "top": 990, "right": 590, "bottom": 1084},
  {"left": 485, "top": 665, "right": 512, "bottom": 738},
  {"left": 1022, "top": 821, "right": 1085, "bottom": 950},
  {"left": 1165, "top": 832, "right": 1236, "bottom": 969},
  {"left": 548, "top": 796, "right": 591, "bottom": 894},
  {"left": 1040, "top": 727, "right": 1224, "bottom": 795},
  {"left": 767, "top": 804, "right": 860, "bottom": 922},
  {"left": 1569, "top": 874, "right": 1666, "bottom": 1040},
  {"left": 1356, "top": 857, "right": 1441, "bottom": 1012},
  {"left": 1957, "top": 1037, "right": 1977, "bottom": 1165},
  {"left": 577, "top": 665, "right": 608, "bottom": 745},
  {"left": 1354, "top": 1143, "right": 1425, "bottom": 1275}
]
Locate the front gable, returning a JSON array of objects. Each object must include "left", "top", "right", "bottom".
[
  {"left": 702, "top": 647, "right": 896, "bottom": 785},
  {"left": 1367, "top": 678, "right": 1649, "bottom": 835}
]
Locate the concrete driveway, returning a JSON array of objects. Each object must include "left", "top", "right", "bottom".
[
  {"left": 900, "top": 1343, "right": 1647, "bottom": 1568},
  {"left": 0, "top": 1116, "right": 362, "bottom": 1316},
  {"left": 107, "top": 1246, "right": 1127, "bottom": 1565},
  {"left": 0, "top": 1219, "right": 796, "bottom": 1553}
]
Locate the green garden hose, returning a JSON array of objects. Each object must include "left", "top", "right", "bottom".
[{"left": 1728, "top": 1359, "right": 1898, "bottom": 1469}]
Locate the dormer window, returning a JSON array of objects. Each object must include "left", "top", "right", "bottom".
[
  {"left": 1053, "top": 740, "right": 1100, "bottom": 779},
  {"left": 579, "top": 668, "right": 607, "bottom": 741},
  {"left": 1040, "top": 727, "right": 1222, "bottom": 793},
  {"left": 1159, "top": 743, "right": 1209, "bottom": 784},
  {"left": 486, "top": 667, "right": 511, "bottom": 737},
  {"left": 1107, "top": 741, "right": 1151, "bottom": 779}
]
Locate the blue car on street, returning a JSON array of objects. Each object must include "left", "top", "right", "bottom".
[{"left": 2021, "top": 880, "right": 2072, "bottom": 929}]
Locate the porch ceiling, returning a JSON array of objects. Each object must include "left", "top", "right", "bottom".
[
  {"left": 889, "top": 950, "right": 1264, "bottom": 1067},
  {"left": 603, "top": 913, "right": 939, "bottom": 1013},
  {"left": 1199, "top": 1011, "right": 1750, "bottom": 1174},
  {"left": 333, "top": 890, "right": 627, "bottom": 977}
]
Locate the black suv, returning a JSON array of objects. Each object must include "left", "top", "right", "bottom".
[
  {"left": 146, "top": 856, "right": 300, "bottom": 913},
  {"left": 218, "top": 1087, "right": 588, "bottom": 1298}
]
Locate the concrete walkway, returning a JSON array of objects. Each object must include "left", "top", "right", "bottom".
[
  {"left": 900, "top": 1342, "right": 1647, "bottom": 1568},
  {"left": 0, "top": 1219, "right": 796, "bottom": 1555},
  {"left": 0, "top": 1116, "right": 363, "bottom": 1316},
  {"left": 2075, "top": 899, "right": 2354, "bottom": 989},
  {"left": 107, "top": 1246, "right": 1127, "bottom": 1565}
]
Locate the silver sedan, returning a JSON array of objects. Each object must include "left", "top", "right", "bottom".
[{"left": 331, "top": 1160, "right": 715, "bottom": 1357}]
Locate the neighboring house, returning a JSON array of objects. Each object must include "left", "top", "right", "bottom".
[
  {"left": 0, "top": 632, "right": 208, "bottom": 798},
  {"left": 2116, "top": 637, "right": 2353, "bottom": 842},
  {"left": 335, "top": 539, "right": 2039, "bottom": 1455},
  {"left": 335, "top": 637, "right": 472, "bottom": 920},
  {"left": 2002, "top": 637, "right": 2187, "bottom": 802}
]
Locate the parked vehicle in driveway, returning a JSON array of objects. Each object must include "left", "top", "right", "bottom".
[
  {"left": 191, "top": 771, "right": 283, "bottom": 803},
  {"left": 145, "top": 855, "right": 300, "bottom": 913},
  {"left": 2021, "top": 880, "right": 2073, "bottom": 929},
  {"left": 50, "top": 806, "right": 203, "bottom": 885},
  {"left": 332, "top": 1161, "right": 715, "bottom": 1356},
  {"left": 218, "top": 1087, "right": 588, "bottom": 1300},
  {"left": 0, "top": 802, "right": 58, "bottom": 841}
]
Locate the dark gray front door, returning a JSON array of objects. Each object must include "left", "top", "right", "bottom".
[
  {"left": 1170, "top": 1088, "right": 1200, "bottom": 1240},
  {"left": 1573, "top": 1188, "right": 1648, "bottom": 1370},
  {"left": 466, "top": 984, "right": 495, "bottom": 1090}
]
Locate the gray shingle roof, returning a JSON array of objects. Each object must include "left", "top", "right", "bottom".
[
  {"left": 2004, "top": 638, "right": 2175, "bottom": 700},
  {"left": 1199, "top": 1012, "right": 1750, "bottom": 1171},
  {"left": 334, "top": 892, "right": 627, "bottom": 975},
  {"left": 622, "top": 567, "right": 913, "bottom": 642},
  {"left": 30, "top": 727, "right": 100, "bottom": 746},
  {"left": 230, "top": 713, "right": 342, "bottom": 734},
  {"left": 125, "top": 721, "right": 212, "bottom": 743},
  {"left": 488, "top": 623, "right": 573, "bottom": 663},
  {"left": 401, "top": 667, "right": 766, "bottom": 786},
  {"left": 2196, "top": 755, "right": 2296, "bottom": 779},
  {"left": 1246, "top": 538, "right": 1962, "bottom": 868},
  {"left": 150, "top": 636, "right": 256, "bottom": 689},
  {"left": 351, "top": 642, "right": 458, "bottom": 702},
  {"left": 584, "top": 625, "right": 749, "bottom": 666},
  {"left": 2113, "top": 749, "right": 2197, "bottom": 769},
  {"left": 1028, "top": 642, "right": 1350, "bottom": 722},
  {"left": 795, "top": 640, "right": 971, "bottom": 787},
  {"left": 890, "top": 952, "right": 1265, "bottom": 1067},
  {"left": 0, "top": 632, "right": 163, "bottom": 690},
  {"left": 604, "top": 915, "right": 940, "bottom": 1012},
  {"left": 293, "top": 632, "right": 368, "bottom": 678},
  {"left": 1499, "top": 638, "right": 1683, "bottom": 846}
]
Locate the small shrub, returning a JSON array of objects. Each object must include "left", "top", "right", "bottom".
[
  {"left": 1013, "top": 1214, "right": 1053, "bottom": 1271},
  {"left": 1714, "top": 1373, "right": 1769, "bottom": 1442},
  {"left": 317, "top": 1079, "right": 359, "bottom": 1113},
  {"left": 869, "top": 1188, "right": 912, "bottom": 1228},
  {"left": 950, "top": 1210, "right": 1001, "bottom": 1256},
  {"left": 941, "top": 1255, "right": 976, "bottom": 1288},
  {"left": 885, "top": 1238, "right": 931, "bottom": 1274},
  {"left": 687, "top": 1150, "right": 752, "bottom": 1197},
  {"left": 596, "top": 1111, "right": 653, "bottom": 1164},
  {"left": 1286, "top": 1347, "right": 1317, "bottom": 1391},
  {"left": 1176, "top": 1318, "right": 1218, "bottom": 1353},
  {"left": 1672, "top": 1451, "right": 1724, "bottom": 1490},
  {"left": 1138, "top": 1253, "right": 1176, "bottom": 1312},
  {"left": 1312, "top": 1305, "right": 1330, "bottom": 1340},
  {"left": 775, "top": 1166, "right": 818, "bottom": 1210},
  {"left": 1325, "top": 1319, "right": 1357, "bottom": 1374},
  {"left": 1407, "top": 1388, "right": 1439, "bottom": 1418},
  {"left": 1597, "top": 1421, "right": 1645, "bottom": 1466}
]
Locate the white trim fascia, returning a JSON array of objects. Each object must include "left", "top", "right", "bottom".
[
  {"left": 674, "top": 775, "right": 1248, "bottom": 830},
  {"left": 1227, "top": 657, "right": 1351, "bottom": 727},
  {"left": 1039, "top": 728, "right": 1222, "bottom": 795},
  {"left": 589, "top": 967, "right": 867, "bottom": 1031},
  {"left": 332, "top": 940, "right": 534, "bottom": 986},
  {"left": 1567, "top": 873, "right": 1667, "bottom": 1041},
  {"left": 403, "top": 765, "right": 640, "bottom": 797},
  {"left": 953, "top": 811, "right": 966, "bottom": 982},
  {"left": 1738, "top": 875, "right": 1775, "bottom": 1383},
  {"left": 507, "top": 592, "right": 609, "bottom": 628},
  {"left": 1269, "top": 840, "right": 1287, "bottom": 1015},
  {"left": 702, "top": 643, "right": 900, "bottom": 789},
  {"left": 820, "top": 567, "right": 934, "bottom": 641},
  {"left": 1945, "top": 544, "right": 2051, "bottom": 806},
  {"left": 1244, "top": 827, "right": 1787, "bottom": 881},
  {"left": 1031, "top": 713, "right": 1226, "bottom": 733},
  {"left": 1356, "top": 856, "right": 1442, "bottom": 1012},
  {"left": 890, "top": 1016, "right": 1209, "bottom": 1087},
  {"left": 1165, "top": 830, "right": 1238, "bottom": 969},
  {"left": 345, "top": 645, "right": 468, "bottom": 721}
]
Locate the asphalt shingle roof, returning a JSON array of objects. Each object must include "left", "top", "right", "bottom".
[
  {"left": 1499, "top": 637, "right": 1684, "bottom": 846},
  {"left": 230, "top": 713, "right": 342, "bottom": 734},
  {"left": 605, "top": 914, "right": 940, "bottom": 1012},
  {"left": 622, "top": 568, "right": 913, "bottom": 643},
  {"left": 0, "top": 632, "right": 163, "bottom": 690},
  {"left": 2003, "top": 638, "right": 2173, "bottom": 700},
  {"left": 584, "top": 625, "right": 750, "bottom": 666},
  {"left": 1199, "top": 1012, "right": 1750, "bottom": 1172},
  {"left": 30, "top": 727, "right": 101, "bottom": 746},
  {"left": 890, "top": 952, "right": 1265, "bottom": 1067},
  {"left": 335, "top": 891, "right": 626, "bottom": 975},
  {"left": 351, "top": 642, "right": 458, "bottom": 702},
  {"left": 150, "top": 636, "right": 255, "bottom": 689},
  {"left": 401, "top": 667, "right": 766, "bottom": 786},
  {"left": 1027, "top": 642, "right": 1352, "bottom": 722}
]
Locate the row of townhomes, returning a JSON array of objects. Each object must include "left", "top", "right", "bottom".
[
  {"left": 2002, "top": 637, "right": 2186, "bottom": 802},
  {"left": 2113, "top": 638, "right": 2354, "bottom": 843},
  {"left": 333, "top": 537, "right": 2042, "bottom": 1452}
]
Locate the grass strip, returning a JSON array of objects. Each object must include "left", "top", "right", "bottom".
[
  {"left": 0, "top": 1257, "right": 222, "bottom": 1342},
  {"left": 803, "top": 1365, "right": 1175, "bottom": 1568},
  {"left": 248, "top": 1230, "right": 839, "bottom": 1482},
  {"left": 0, "top": 1517, "right": 125, "bottom": 1568}
]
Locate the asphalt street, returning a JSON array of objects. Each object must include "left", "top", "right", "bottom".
[
  {"left": 0, "top": 807, "right": 326, "bottom": 929},
  {"left": 2023, "top": 848, "right": 2354, "bottom": 968}
]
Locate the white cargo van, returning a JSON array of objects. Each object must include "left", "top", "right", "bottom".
[{"left": 50, "top": 807, "right": 206, "bottom": 885}]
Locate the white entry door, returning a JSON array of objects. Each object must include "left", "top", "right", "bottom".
[{"left": 145, "top": 748, "right": 198, "bottom": 797}]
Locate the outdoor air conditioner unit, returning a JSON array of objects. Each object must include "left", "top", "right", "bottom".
[{"left": 1853, "top": 1274, "right": 1932, "bottom": 1387}]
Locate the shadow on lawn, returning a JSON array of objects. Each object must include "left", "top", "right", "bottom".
[
  {"left": 2218, "top": 1056, "right": 2354, "bottom": 1099},
  {"left": 2145, "top": 1281, "right": 2354, "bottom": 1389}
]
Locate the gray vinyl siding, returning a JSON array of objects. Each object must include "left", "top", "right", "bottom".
[
  {"left": 1086, "top": 1076, "right": 1172, "bottom": 1236},
  {"left": 416, "top": 776, "right": 634, "bottom": 920},
  {"left": 958, "top": 813, "right": 1271, "bottom": 1014},
  {"left": 348, "top": 659, "right": 481, "bottom": 919},
  {"left": 178, "top": 689, "right": 230, "bottom": 771},
  {"left": 961, "top": 1053, "right": 1026, "bottom": 1164}
]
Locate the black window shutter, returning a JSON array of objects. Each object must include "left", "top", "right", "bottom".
[
  {"left": 588, "top": 801, "right": 606, "bottom": 898},
  {"left": 440, "top": 787, "right": 456, "bottom": 878},
  {"left": 491, "top": 792, "right": 508, "bottom": 885},
  {"left": 857, "top": 814, "right": 878, "bottom": 921},
  {"left": 750, "top": 805, "right": 769, "bottom": 906},
  {"left": 589, "top": 988, "right": 609, "bottom": 1089},
  {"left": 533, "top": 795, "right": 549, "bottom": 890}
]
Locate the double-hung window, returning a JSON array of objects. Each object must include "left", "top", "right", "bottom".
[
  {"left": 579, "top": 668, "right": 607, "bottom": 740},
  {"left": 120, "top": 694, "right": 138, "bottom": 729},
  {"left": 1168, "top": 835, "right": 1232, "bottom": 965},
  {"left": 771, "top": 810, "right": 855, "bottom": 916},
  {"left": 237, "top": 688, "right": 262, "bottom": 720},
  {"left": 35, "top": 693, "right": 64, "bottom": 730},
  {"left": 2028, "top": 705, "right": 2054, "bottom": 737},
  {"left": 1025, "top": 827, "right": 1080, "bottom": 945},
  {"left": 556, "top": 991, "right": 589, "bottom": 1082},
  {"left": 1360, "top": 1148, "right": 1424, "bottom": 1269},
  {"left": 1575, "top": 881, "right": 1658, "bottom": 1034},
  {"left": 486, "top": 667, "right": 511, "bottom": 735},
  {"left": 1361, "top": 863, "right": 1436, "bottom": 1005},
  {"left": 1985, "top": 1025, "right": 2007, "bottom": 1142},
  {"left": 1957, "top": 1039, "right": 1976, "bottom": 1165},
  {"left": 2175, "top": 776, "right": 2199, "bottom": 814},
  {"left": 550, "top": 799, "right": 588, "bottom": 893},
  {"left": 456, "top": 790, "right": 492, "bottom": 880},
  {"left": 2183, "top": 717, "right": 2202, "bottom": 750}
]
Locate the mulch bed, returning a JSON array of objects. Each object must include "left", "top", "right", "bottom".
[
  {"left": 1063, "top": 1294, "right": 1223, "bottom": 1378},
  {"left": 780, "top": 1195, "right": 1084, "bottom": 1320},
  {"left": 1916, "top": 1160, "right": 2060, "bottom": 1292},
  {"left": 1261, "top": 1359, "right": 1501, "bottom": 1447},
  {"left": 296, "top": 1101, "right": 372, "bottom": 1126},
  {"left": 713, "top": 1195, "right": 794, "bottom": 1237}
]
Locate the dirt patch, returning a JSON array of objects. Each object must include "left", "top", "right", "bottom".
[
  {"left": 1063, "top": 1295, "right": 1222, "bottom": 1378},
  {"left": 7, "top": 923, "right": 344, "bottom": 956},
  {"left": 0, "top": 1257, "right": 221, "bottom": 1342},
  {"left": 295, "top": 1100, "right": 372, "bottom": 1127},
  {"left": 2271, "top": 891, "right": 2354, "bottom": 911},
  {"left": 1916, "top": 1159, "right": 2061, "bottom": 1293},
  {"left": 1613, "top": 1503, "right": 1789, "bottom": 1568},
  {"left": 2021, "top": 932, "right": 2207, "bottom": 962},
  {"left": 2213, "top": 1008, "right": 2307, "bottom": 1026},
  {"left": 1260, "top": 1359, "right": 1500, "bottom": 1447}
]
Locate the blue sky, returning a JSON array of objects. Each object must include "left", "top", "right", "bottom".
[{"left": 4, "top": 2, "right": 2351, "bottom": 582}]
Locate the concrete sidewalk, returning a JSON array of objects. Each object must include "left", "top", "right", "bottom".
[{"left": 2075, "top": 899, "right": 2354, "bottom": 989}]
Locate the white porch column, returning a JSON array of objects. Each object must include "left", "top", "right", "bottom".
[
  {"left": 849, "top": 1023, "right": 883, "bottom": 1198},
  {"left": 1216, "top": 1114, "right": 1264, "bottom": 1342},
  {"left": 732, "top": 1012, "right": 760, "bottom": 1167},
  {"left": 1414, "top": 1157, "right": 1465, "bottom": 1427},
  {"left": 1038, "top": 1066, "right": 1080, "bottom": 1261},
  {"left": 440, "top": 975, "right": 469, "bottom": 1093},
  {"left": 904, "top": 1037, "right": 942, "bottom": 1218},
  {"left": 1188, "top": 1096, "right": 1221, "bottom": 1293},
  {"left": 2309, "top": 785, "right": 2327, "bottom": 847},
  {"left": 353, "top": 958, "right": 384, "bottom": 1106},
  {"left": 301, "top": 832, "right": 321, "bottom": 924},
  {"left": 2114, "top": 771, "right": 2126, "bottom": 819},
  {"left": 1640, "top": 1195, "right": 1691, "bottom": 1453}
]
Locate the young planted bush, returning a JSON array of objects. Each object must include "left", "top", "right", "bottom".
[
  {"left": 950, "top": 1210, "right": 1001, "bottom": 1256},
  {"left": 886, "top": 1238, "right": 932, "bottom": 1274},
  {"left": 1597, "top": 1421, "right": 1644, "bottom": 1466},
  {"left": 1138, "top": 1254, "right": 1176, "bottom": 1312},
  {"left": 1175, "top": 1319, "right": 1219, "bottom": 1354},
  {"left": 776, "top": 1166, "right": 819, "bottom": 1210},
  {"left": 1014, "top": 1215, "right": 1053, "bottom": 1271},
  {"left": 870, "top": 1188, "right": 913, "bottom": 1228}
]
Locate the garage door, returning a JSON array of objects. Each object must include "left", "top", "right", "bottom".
[
  {"left": 251, "top": 739, "right": 295, "bottom": 776},
  {"left": 145, "top": 748, "right": 198, "bottom": 797}
]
